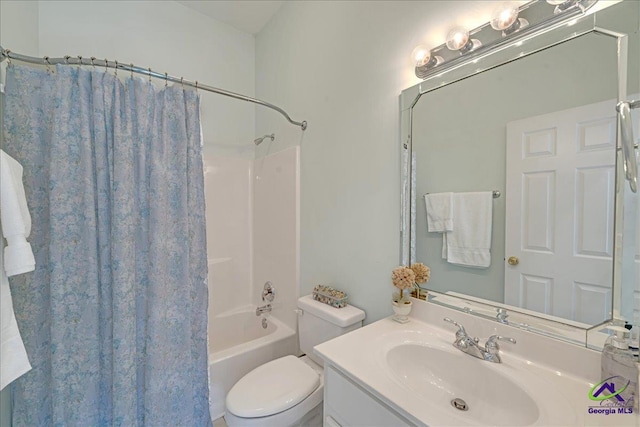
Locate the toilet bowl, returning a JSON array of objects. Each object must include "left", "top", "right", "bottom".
[
  {"left": 224, "top": 355, "right": 324, "bottom": 427},
  {"left": 224, "top": 295, "right": 365, "bottom": 427}
]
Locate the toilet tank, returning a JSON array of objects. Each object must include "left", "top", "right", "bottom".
[{"left": 297, "top": 295, "right": 365, "bottom": 366}]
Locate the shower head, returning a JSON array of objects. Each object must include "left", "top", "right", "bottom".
[{"left": 254, "top": 133, "right": 275, "bottom": 146}]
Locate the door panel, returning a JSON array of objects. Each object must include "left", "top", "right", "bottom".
[{"left": 505, "top": 99, "right": 616, "bottom": 323}]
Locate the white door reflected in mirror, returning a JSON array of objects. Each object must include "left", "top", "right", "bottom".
[{"left": 504, "top": 99, "right": 616, "bottom": 325}]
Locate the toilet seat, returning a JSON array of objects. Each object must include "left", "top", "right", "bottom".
[{"left": 226, "top": 355, "right": 321, "bottom": 418}]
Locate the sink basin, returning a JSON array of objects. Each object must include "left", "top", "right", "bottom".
[
  {"left": 385, "top": 343, "right": 539, "bottom": 426},
  {"left": 316, "top": 314, "right": 590, "bottom": 427}
]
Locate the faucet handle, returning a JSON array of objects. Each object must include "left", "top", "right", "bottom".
[
  {"left": 485, "top": 335, "right": 516, "bottom": 351},
  {"left": 262, "top": 281, "right": 276, "bottom": 302},
  {"left": 443, "top": 317, "right": 467, "bottom": 338},
  {"left": 496, "top": 308, "right": 509, "bottom": 323}
]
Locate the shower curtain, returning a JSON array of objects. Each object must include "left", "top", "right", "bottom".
[{"left": 2, "top": 64, "right": 211, "bottom": 426}]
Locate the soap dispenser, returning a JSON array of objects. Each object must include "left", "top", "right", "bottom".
[{"left": 601, "top": 326, "right": 637, "bottom": 408}]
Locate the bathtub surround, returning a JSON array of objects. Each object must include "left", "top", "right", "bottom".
[
  {"left": 205, "top": 146, "right": 300, "bottom": 419},
  {"left": 204, "top": 153, "right": 254, "bottom": 317},
  {"left": 204, "top": 146, "right": 299, "bottom": 329},
  {"left": 3, "top": 65, "right": 210, "bottom": 426},
  {"left": 253, "top": 147, "right": 300, "bottom": 332}
]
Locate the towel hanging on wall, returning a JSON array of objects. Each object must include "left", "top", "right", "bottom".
[
  {"left": 444, "top": 192, "right": 493, "bottom": 268},
  {"left": 424, "top": 192, "right": 454, "bottom": 232}
]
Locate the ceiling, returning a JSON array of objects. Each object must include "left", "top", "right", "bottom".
[{"left": 177, "top": 1, "right": 286, "bottom": 35}]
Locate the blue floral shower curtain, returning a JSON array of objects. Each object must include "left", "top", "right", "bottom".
[{"left": 2, "top": 64, "right": 211, "bottom": 426}]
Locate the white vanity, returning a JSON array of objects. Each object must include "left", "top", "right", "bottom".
[{"left": 315, "top": 298, "right": 638, "bottom": 427}]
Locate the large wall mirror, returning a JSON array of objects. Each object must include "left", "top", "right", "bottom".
[{"left": 400, "top": 0, "right": 639, "bottom": 346}]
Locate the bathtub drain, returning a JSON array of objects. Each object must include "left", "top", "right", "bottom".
[
  {"left": 262, "top": 318, "right": 268, "bottom": 329},
  {"left": 451, "top": 398, "right": 468, "bottom": 411}
]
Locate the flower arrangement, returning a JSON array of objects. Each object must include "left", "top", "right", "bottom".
[
  {"left": 391, "top": 266, "right": 415, "bottom": 303},
  {"left": 391, "top": 263, "right": 430, "bottom": 303},
  {"left": 411, "top": 262, "right": 430, "bottom": 286}
]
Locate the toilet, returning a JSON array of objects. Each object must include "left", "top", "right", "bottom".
[{"left": 224, "top": 294, "right": 365, "bottom": 427}]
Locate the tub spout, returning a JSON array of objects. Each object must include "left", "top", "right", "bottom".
[{"left": 256, "top": 304, "right": 272, "bottom": 316}]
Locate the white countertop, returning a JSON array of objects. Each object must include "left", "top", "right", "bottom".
[{"left": 314, "top": 298, "right": 639, "bottom": 427}]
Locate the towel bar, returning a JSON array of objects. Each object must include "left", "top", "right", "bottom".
[{"left": 424, "top": 190, "right": 500, "bottom": 199}]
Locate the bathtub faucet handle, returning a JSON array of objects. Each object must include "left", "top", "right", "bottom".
[{"left": 262, "top": 281, "right": 276, "bottom": 303}]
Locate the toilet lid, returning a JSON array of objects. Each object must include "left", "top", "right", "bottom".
[{"left": 226, "top": 355, "right": 320, "bottom": 418}]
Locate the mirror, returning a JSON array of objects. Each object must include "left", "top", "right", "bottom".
[{"left": 400, "top": 1, "right": 639, "bottom": 346}]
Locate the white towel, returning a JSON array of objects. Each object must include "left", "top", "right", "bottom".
[
  {"left": 424, "top": 192, "right": 454, "bottom": 232},
  {"left": 1, "top": 150, "right": 35, "bottom": 390},
  {"left": 1, "top": 151, "right": 34, "bottom": 275},
  {"left": 424, "top": 193, "right": 454, "bottom": 260},
  {"left": 445, "top": 192, "right": 493, "bottom": 268}
]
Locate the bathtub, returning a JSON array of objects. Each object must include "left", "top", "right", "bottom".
[{"left": 208, "top": 308, "right": 297, "bottom": 420}]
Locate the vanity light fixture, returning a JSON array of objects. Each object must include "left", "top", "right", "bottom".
[
  {"left": 490, "top": 2, "right": 529, "bottom": 36},
  {"left": 413, "top": 0, "right": 598, "bottom": 80}
]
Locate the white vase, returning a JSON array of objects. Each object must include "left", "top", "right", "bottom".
[{"left": 391, "top": 300, "right": 412, "bottom": 323}]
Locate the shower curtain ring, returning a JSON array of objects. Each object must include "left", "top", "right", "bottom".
[
  {"left": 5, "top": 50, "right": 11, "bottom": 65},
  {"left": 90, "top": 57, "right": 96, "bottom": 69},
  {"left": 195, "top": 81, "right": 198, "bottom": 91},
  {"left": 44, "top": 56, "right": 51, "bottom": 72},
  {"left": 77, "top": 55, "right": 83, "bottom": 67},
  {"left": 148, "top": 68, "right": 152, "bottom": 83},
  {"left": 64, "top": 55, "right": 71, "bottom": 64},
  {"left": 180, "top": 77, "right": 184, "bottom": 88},
  {"left": 114, "top": 60, "right": 118, "bottom": 76},
  {"left": 104, "top": 59, "right": 108, "bottom": 72},
  {"left": 164, "top": 72, "right": 168, "bottom": 87},
  {"left": 130, "top": 64, "right": 134, "bottom": 79}
]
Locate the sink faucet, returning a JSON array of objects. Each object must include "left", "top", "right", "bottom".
[
  {"left": 443, "top": 318, "right": 516, "bottom": 363},
  {"left": 443, "top": 318, "right": 486, "bottom": 359}
]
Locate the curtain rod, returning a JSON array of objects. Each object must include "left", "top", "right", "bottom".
[{"left": 0, "top": 46, "right": 307, "bottom": 131}]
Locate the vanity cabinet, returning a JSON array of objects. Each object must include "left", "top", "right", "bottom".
[{"left": 323, "top": 365, "right": 413, "bottom": 427}]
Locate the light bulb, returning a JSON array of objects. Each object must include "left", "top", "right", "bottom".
[
  {"left": 490, "top": 3, "right": 519, "bottom": 31},
  {"left": 411, "top": 45, "right": 443, "bottom": 70},
  {"left": 411, "top": 45, "right": 431, "bottom": 66},
  {"left": 491, "top": 2, "right": 528, "bottom": 35},
  {"left": 446, "top": 27, "right": 470, "bottom": 51},
  {"left": 446, "top": 27, "right": 481, "bottom": 54}
]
